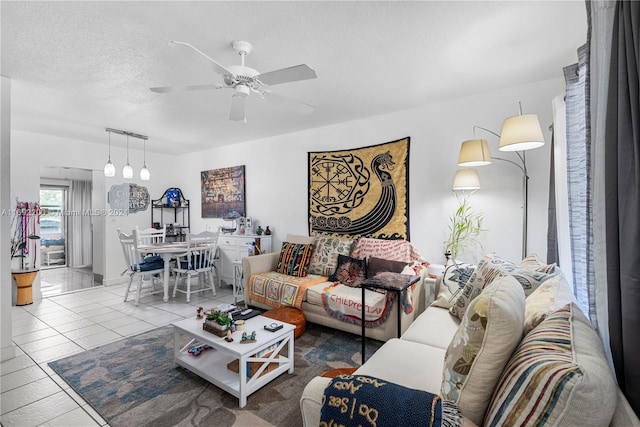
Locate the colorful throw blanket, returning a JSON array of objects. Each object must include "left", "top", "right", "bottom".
[
  {"left": 320, "top": 374, "right": 462, "bottom": 427},
  {"left": 249, "top": 271, "right": 327, "bottom": 309}
]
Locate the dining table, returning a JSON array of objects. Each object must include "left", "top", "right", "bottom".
[{"left": 137, "top": 242, "right": 190, "bottom": 302}]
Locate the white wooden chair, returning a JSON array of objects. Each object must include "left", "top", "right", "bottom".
[
  {"left": 118, "top": 228, "right": 164, "bottom": 305},
  {"left": 172, "top": 232, "right": 218, "bottom": 302},
  {"left": 135, "top": 225, "right": 166, "bottom": 246}
]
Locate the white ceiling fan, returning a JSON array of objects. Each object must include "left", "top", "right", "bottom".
[{"left": 150, "top": 40, "right": 317, "bottom": 122}]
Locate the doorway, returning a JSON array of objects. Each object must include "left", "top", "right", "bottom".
[{"left": 40, "top": 167, "right": 96, "bottom": 296}]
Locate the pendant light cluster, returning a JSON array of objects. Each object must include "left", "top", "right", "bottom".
[{"left": 103, "top": 128, "right": 151, "bottom": 181}]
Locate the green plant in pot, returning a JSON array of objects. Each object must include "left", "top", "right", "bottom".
[
  {"left": 206, "top": 310, "right": 231, "bottom": 329},
  {"left": 444, "top": 193, "right": 485, "bottom": 261}
]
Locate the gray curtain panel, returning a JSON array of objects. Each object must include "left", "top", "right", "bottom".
[
  {"left": 546, "top": 130, "right": 559, "bottom": 266},
  {"left": 604, "top": 0, "right": 640, "bottom": 415}
]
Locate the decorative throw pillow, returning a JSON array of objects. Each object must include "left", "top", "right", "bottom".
[
  {"left": 328, "top": 254, "right": 367, "bottom": 287},
  {"left": 484, "top": 303, "right": 617, "bottom": 427},
  {"left": 523, "top": 274, "right": 568, "bottom": 334},
  {"left": 350, "top": 238, "right": 425, "bottom": 263},
  {"left": 449, "top": 253, "right": 557, "bottom": 319},
  {"left": 307, "top": 234, "right": 356, "bottom": 276},
  {"left": 366, "top": 256, "right": 408, "bottom": 278},
  {"left": 276, "top": 242, "right": 314, "bottom": 277},
  {"left": 441, "top": 276, "right": 525, "bottom": 426},
  {"left": 432, "top": 262, "right": 476, "bottom": 309},
  {"left": 520, "top": 253, "right": 557, "bottom": 274}
]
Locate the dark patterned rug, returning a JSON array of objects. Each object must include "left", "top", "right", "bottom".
[{"left": 48, "top": 322, "right": 382, "bottom": 427}]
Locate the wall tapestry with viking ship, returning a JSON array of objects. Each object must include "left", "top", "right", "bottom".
[
  {"left": 201, "top": 165, "right": 246, "bottom": 218},
  {"left": 308, "top": 137, "right": 410, "bottom": 240}
]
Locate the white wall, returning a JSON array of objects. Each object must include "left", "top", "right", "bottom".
[
  {"left": 2, "top": 76, "right": 14, "bottom": 361},
  {"left": 179, "top": 77, "right": 564, "bottom": 265}
]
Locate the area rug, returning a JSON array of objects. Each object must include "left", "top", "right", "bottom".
[{"left": 48, "top": 323, "right": 382, "bottom": 427}]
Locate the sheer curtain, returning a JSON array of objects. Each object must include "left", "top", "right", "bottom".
[{"left": 67, "top": 180, "right": 92, "bottom": 268}]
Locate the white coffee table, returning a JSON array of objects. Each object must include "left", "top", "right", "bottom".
[{"left": 172, "top": 314, "right": 295, "bottom": 407}]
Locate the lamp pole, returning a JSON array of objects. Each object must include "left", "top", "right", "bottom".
[{"left": 473, "top": 126, "right": 529, "bottom": 259}]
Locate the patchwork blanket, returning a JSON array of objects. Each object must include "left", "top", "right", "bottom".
[
  {"left": 249, "top": 271, "right": 327, "bottom": 309},
  {"left": 320, "top": 374, "right": 462, "bottom": 427}
]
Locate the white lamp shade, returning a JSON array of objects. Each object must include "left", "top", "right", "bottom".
[
  {"left": 453, "top": 168, "right": 481, "bottom": 191},
  {"left": 103, "top": 160, "right": 115, "bottom": 177},
  {"left": 499, "top": 114, "right": 545, "bottom": 152},
  {"left": 140, "top": 166, "right": 150, "bottom": 181},
  {"left": 458, "top": 139, "right": 492, "bottom": 166},
  {"left": 122, "top": 163, "right": 133, "bottom": 179}
]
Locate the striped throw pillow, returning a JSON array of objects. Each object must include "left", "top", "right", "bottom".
[
  {"left": 276, "top": 242, "right": 314, "bottom": 277},
  {"left": 484, "top": 303, "right": 617, "bottom": 426}
]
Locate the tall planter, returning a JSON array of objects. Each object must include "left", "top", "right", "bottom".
[{"left": 12, "top": 269, "right": 38, "bottom": 306}]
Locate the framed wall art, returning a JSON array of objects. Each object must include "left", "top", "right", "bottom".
[{"left": 201, "top": 165, "right": 246, "bottom": 218}]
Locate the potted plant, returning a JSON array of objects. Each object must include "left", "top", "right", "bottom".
[
  {"left": 443, "top": 193, "right": 485, "bottom": 262},
  {"left": 204, "top": 310, "right": 232, "bottom": 336}
]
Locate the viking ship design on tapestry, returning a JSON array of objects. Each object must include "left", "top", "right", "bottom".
[{"left": 308, "top": 137, "right": 410, "bottom": 240}]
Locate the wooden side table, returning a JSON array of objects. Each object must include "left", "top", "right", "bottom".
[{"left": 360, "top": 272, "right": 420, "bottom": 363}]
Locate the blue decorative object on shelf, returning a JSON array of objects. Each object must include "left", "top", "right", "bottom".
[{"left": 166, "top": 188, "right": 180, "bottom": 207}]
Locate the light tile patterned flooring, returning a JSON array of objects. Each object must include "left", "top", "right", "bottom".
[{"left": 1, "top": 275, "right": 236, "bottom": 427}]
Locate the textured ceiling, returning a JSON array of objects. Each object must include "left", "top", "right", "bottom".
[{"left": 1, "top": 1, "right": 586, "bottom": 155}]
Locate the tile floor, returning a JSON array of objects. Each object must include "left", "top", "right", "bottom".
[
  {"left": 40, "top": 266, "right": 97, "bottom": 298},
  {"left": 1, "top": 277, "right": 237, "bottom": 427}
]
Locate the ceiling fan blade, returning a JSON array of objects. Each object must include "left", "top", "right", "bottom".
[
  {"left": 256, "top": 64, "right": 317, "bottom": 86},
  {"left": 170, "top": 40, "right": 233, "bottom": 78},
  {"left": 262, "top": 91, "right": 315, "bottom": 114},
  {"left": 150, "top": 84, "right": 222, "bottom": 93},
  {"left": 229, "top": 95, "right": 246, "bottom": 122}
]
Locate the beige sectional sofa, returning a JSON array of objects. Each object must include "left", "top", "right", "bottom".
[
  {"left": 241, "top": 234, "right": 429, "bottom": 342},
  {"left": 299, "top": 253, "right": 640, "bottom": 426}
]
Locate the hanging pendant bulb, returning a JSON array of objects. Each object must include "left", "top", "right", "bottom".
[
  {"left": 103, "top": 130, "right": 116, "bottom": 177},
  {"left": 122, "top": 134, "right": 133, "bottom": 179},
  {"left": 140, "top": 138, "right": 150, "bottom": 181}
]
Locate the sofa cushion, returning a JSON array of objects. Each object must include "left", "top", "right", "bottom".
[
  {"left": 367, "top": 256, "right": 408, "bottom": 278},
  {"left": 350, "top": 237, "right": 425, "bottom": 263},
  {"left": 449, "top": 252, "right": 557, "bottom": 319},
  {"left": 276, "top": 241, "right": 314, "bottom": 277},
  {"left": 328, "top": 254, "right": 366, "bottom": 287},
  {"left": 484, "top": 303, "right": 617, "bottom": 427},
  {"left": 356, "top": 338, "right": 447, "bottom": 395},
  {"left": 432, "top": 262, "right": 476, "bottom": 309},
  {"left": 307, "top": 234, "right": 356, "bottom": 276},
  {"left": 441, "top": 275, "right": 525, "bottom": 426},
  {"left": 520, "top": 253, "right": 557, "bottom": 274},
  {"left": 401, "top": 306, "right": 460, "bottom": 349}
]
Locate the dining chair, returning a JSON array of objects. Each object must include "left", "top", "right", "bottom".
[
  {"left": 118, "top": 228, "right": 165, "bottom": 305},
  {"left": 172, "top": 233, "right": 218, "bottom": 302},
  {"left": 189, "top": 231, "right": 221, "bottom": 288},
  {"left": 135, "top": 225, "right": 166, "bottom": 246}
]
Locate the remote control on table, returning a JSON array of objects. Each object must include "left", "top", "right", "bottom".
[{"left": 240, "top": 309, "right": 252, "bottom": 315}]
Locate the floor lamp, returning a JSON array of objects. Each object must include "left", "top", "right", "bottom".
[{"left": 456, "top": 106, "right": 545, "bottom": 259}]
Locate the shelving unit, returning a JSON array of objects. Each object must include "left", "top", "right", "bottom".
[{"left": 151, "top": 188, "right": 190, "bottom": 241}]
